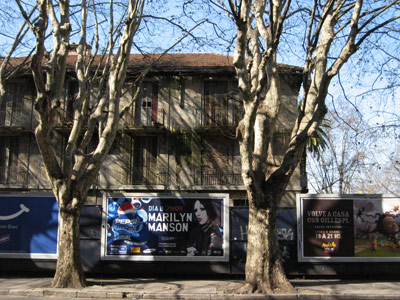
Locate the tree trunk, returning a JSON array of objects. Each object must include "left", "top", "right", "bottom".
[
  {"left": 51, "top": 202, "right": 86, "bottom": 288},
  {"left": 238, "top": 193, "right": 295, "bottom": 294}
]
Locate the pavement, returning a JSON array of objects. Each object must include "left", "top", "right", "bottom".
[{"left": 1, "top": 276, "right": 400, "bottom": 299}]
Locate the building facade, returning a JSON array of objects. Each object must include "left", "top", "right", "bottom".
[{"left": 0, "top": 53, "right": 303, "bottom": 206}]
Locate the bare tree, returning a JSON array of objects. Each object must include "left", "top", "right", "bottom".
[
  {"left": 13, "top": 0, "right": 147, "bottom": 288},
  {"left": 357, "top": 118, "right": 400, "bottom": 194},
  {"left": 307, "top": 102, "right": 371, "bottom": 194},
  {"left": 370, "top": 142, "right": 400, "bottom": 193},
  {"left": 307, "top": 110, "right": 400, "bottom": 195},
  {"left": 219, "top": 0, "right": 400, "bottom": 294},
  {"left": 11, "top": 0, "right": 200, "bottom": 288}
]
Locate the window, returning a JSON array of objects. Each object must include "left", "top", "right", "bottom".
[
  {"left": 204, "top": 81, "right": 229, "bottom": 126},
  {"left": 0, "top": 82, "right": 25, "bottom": 126},
  {"left": 135, "top": 82, "right": 159, "bottom": 126},
  {"left": 132, "top": 136, "right": 158, "bottom": 184},
  {"left": 0, "top": 137, "right": 21, "bottom": 184}
]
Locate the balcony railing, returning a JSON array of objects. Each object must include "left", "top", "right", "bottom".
[
  {"left": 0, "top": 165, "right": 28, "bottom": 185},
  {"left": 130, "top": 167, "right": 170, "bottom": 185},
  {"left": 129, "top": 167, "right": 242, "bottom": 186},
  {"left": 3, "top": 103, "right": 243, "bottom": 130},
  {"left": 0, "top": 165, "right": 244, "bottom": 188},
  {"left": 194, "top": 107, "right": 243, "bottom": 128},
  {"left": 0, "top": 109, "right": 32, "bottom": 128},
  {"left": 52, "top": 107, "right": 168, "bottom": 129},
  {"left": 194, "top": 168, "right": 243, "bottom": 186},
  {"left": 122, "top": 108, "right": 167, "bottom": 127}
]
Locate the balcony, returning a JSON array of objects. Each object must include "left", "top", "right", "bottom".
[
  {"left": 195, "top": 104, "right": 243, "bottom": 128},
  {"left": 127, "top": 108, "right": 167, "bottom": 127},
  {"left": 193, "top": 168, "right": 243, "bottom": 186},
  {"left": 0, "top": 165, "right": 28, "bottom": 186},
  {"left": 0, "top": 109, "right": 33, "bottom": 131},
  {"left": 129, "top": 167, "right": 170, "bottom": 185},
  {"left": 127, "top": 167, "right": 242, "bottom": 187},
  {"left": 53, "top": 107, "right": 168, "bottom": 130}
]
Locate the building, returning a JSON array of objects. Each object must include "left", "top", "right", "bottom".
[
  {"left": 0, "top": 53, "right": 303, "bottom": 274},
  {"left": 0, "top": 53, "right": 303, "bottom": 205}
]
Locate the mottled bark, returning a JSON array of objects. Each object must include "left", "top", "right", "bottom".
[
  {"left": 51, "top": 199, "right": 86, "bottom": 288},
  {"left": 239, "top": 199, "right": 294, "bottom": 294}
]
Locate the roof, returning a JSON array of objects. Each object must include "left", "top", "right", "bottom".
[
  {"left": 128, "top": 53, "right": 235, "bottom": 68},
  {"left": 2, "top": 53, "right": 302, "bottom": 77},
  {"left": 125, "top": 53, "right": 236, "bottom": 75}
]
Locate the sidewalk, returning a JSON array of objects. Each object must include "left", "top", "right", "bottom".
[{"left": 1, "top": 276, "right": 400, "bottom": 299}]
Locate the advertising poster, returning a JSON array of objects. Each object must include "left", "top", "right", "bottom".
[
  {"left": 302, "top": 198, "right": 354, "bottom": 257},
  {"left": 0, "top": 194, "right": 58, "bottom": 258},
  {"left": 102, "top": 193, "right": 229, "bottom": 261},
  {"left": 298, "top": 195, "right": 400, "bottom": 262},
  {"left": 354, "top": 198, "right": 400, "bottom": 258}
]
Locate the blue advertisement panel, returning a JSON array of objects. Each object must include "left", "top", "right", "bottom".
[
  {"left": 102, "top": 193, "right": 229, "bottom": 261},
  {"left": 0, "top": 194, "right": 58, "bottom": 258}
]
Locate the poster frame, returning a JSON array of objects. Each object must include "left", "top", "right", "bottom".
[
  {"left": 297, "top": 193, "right": 400, "bottom": 263},
  {"left": 101, "top": 192, "right": 230, "bottom": 262},
  {"left": 0, "top": 192, "right": 59, "bottom": 259}
]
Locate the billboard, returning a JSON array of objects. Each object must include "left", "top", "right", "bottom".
[
  {"left": 0, "top": 194, "right": 58, "bottom": 258},
  {"left": 101, "top": 193, "right": 229, "bottom": 261},
  {"left": 297, "top": 194, "right": 400, "bottom": 262}
]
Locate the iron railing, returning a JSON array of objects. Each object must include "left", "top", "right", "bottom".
[
  {"left": 52, "top": 107, "right": 168, "bottom": 128},
  {"left": 0, "top": 108, "right": 31, "bottom": 128},
  {"left": 194, "top": 168, "right": 243, "bottom": 186},
  {"left": 129, "top": 167, "right": 242, "bottom": 186},
  {"left": 194, "top": 107, "right": 243, "bottom": 128},
  {"left": 0, "top": 165, "right": 28, "bottom": 185},
  {"left": 122, "top": 108, "right": 167, "bottom": 127},
  {"left": 131, "top": 167, "right": 170, "bottom": 185}
]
